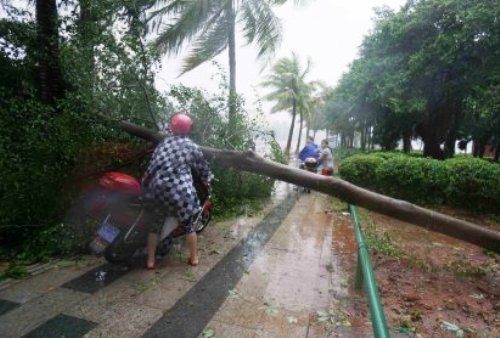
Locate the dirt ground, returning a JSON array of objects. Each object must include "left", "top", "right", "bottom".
[{"left": 329, "top": 201, "right": 500, "bottom": 337}]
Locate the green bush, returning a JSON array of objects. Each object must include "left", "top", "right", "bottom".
[
  {"left": 376, "top": 157, "right": 449, "bottom": 204},
  {"left": 333, "top": 147, "right": 366, "bottom": 162},
  {"left": 445, "top": 157, "right": 500, "bottom": 212},
  {"left": 369, "top": 151, "right": 407, "bottom": 160},
  {"left": 338, "top": 152, "right": 500, "bottom": 214},
  {"left": 338, "top": 154, "right": 385, "bottom": 191},
  {"left": 0, "top": 98, "right": 93, "bottom": 249}
]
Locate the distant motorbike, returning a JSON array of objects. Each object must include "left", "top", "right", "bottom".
[
  {"left": 299, "top": 157, "right": 318, "bottom": 193},
  {"left": 81, "top": 171, "right": 212, "bottom": 265}
]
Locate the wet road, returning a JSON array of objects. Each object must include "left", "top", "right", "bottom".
[{"left": 0, "top": 184, "right": 358, "bottom": 338}]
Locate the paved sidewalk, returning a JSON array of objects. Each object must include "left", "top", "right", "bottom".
[
  {"left": 0, "top": 187, "right": 357, "bottom": 337},
  {"left": 202, "top": 192, "right": 351, "bottom": 338}
]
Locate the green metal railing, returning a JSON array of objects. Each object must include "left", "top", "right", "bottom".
[{"left": 349, "top": 205, "right": 390, "bottom": 338}]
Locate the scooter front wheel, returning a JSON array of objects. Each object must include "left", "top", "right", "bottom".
[{"left": 194, "top": 209, "right": 211, "bottom": 233}]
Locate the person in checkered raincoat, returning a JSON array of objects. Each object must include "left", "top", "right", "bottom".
[{"left": 142, "top": 112, "right": 213, "bottom": 269}]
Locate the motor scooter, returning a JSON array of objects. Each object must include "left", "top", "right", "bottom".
[
  {"left": 298, "top": 157, "right": 318, "bottom": 193},
  {"left": 81, "top": 170, "right": 212, "bottom": 265}
]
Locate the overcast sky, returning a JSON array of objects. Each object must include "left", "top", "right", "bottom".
[{"left": 155, "top": 0, "right": 407, "bottom": 146}]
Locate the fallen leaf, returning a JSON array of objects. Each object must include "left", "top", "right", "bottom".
[
  {"left": 342, "top": 319, "right": 351, "bottom": 327},
  {"left": 316, "top": 311, "right": 328, "bottom": 317},
  {"left": 201, "top": 327, "right": 215, "bottom": 338},
  {"left": 55, "top": 260, "right": 74, "bottom": 268},
  {"left": 228, "top": 289, "right": 240, "bottom": 298},
  {"left": 260, "top": 303, "right": 279, "bottom": 316},
  {"left": 441, "top": 321, "right": 464, "bottom": 338}
]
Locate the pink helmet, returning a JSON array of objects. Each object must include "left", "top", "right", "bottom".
[{"left": 169, "top": 111, "right": 193, "bottom": 135}]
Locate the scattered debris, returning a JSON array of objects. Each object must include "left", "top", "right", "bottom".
[
  {"left": 260, "top": 303, "right": 279, "bottom": 316},
  {"left": 441, "top": 321, "right": 464, "bottom": 338},
  {"left": 228, "top": 288, "right": 240, "bottom": 298},
  {"left": 201, "top": 327, "right": 215, "bottom": 338}
]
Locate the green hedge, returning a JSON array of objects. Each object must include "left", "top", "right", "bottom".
[
  {"left": 376, "top": 157, "right": 449, "bottom": 204},
  {"left": 445, "top": 157, "right": 500, "bottom": 212},
  {"left": 338, "top": 154, "right": 385, "bottom": 191},
  {"left": 338, "top": 153, "right": 500, "bottom": 213}
]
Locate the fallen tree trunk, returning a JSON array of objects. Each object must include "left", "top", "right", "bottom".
[{"left": 117, "top": 119, "right": 500, "bottom": 253}]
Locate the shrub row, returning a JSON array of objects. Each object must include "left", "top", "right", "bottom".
[{"left": 338, "top": 153, "right": 500, "bottom": 213}]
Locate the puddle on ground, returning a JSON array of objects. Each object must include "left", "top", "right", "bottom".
[
  {"left": 241, "top": 193, "right": 347, "bottom": 311},
  {"left": 63, "top": 264, "right": 130, "bottom": 294}
]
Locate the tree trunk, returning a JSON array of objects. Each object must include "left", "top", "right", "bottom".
[
  {"left": 360, "top": 125, "right": 366, "bottom": 151},
  {"left": 420, "top": 117, "right": 444, "bottom": 159},
  {"left": 111, "top": 118, "right": 500, "bottom": 253},
  {"left": 284, "top": 98, "right": 297, "bottom": 158},
  {"left": 494, "top": 145, "right": 499, "bottom": 162},
  {"left": 78, "top": 0, "right": 96, "bottom": 81},
  {"left": 478, "top": 144, "right": 485, "bottom": 158},
  {"left": 295, "top": 112, "right": 303, "bottom": 154},
  {"left": 444, "top": 134, "right": 456, "bottom": 159},
  {"left": 402, "top": 131, "right": 412, "bottom": 153},
  {"left": 472, "top": 139, "right": 479, "bottom": 157},
  {"left": 36, "top": 0, "right": 64, "bottom": 104},
  {"left": 443, "top": 102, "right": 461, "bottom": 159},
  {"left": 227, "top": 0, "right": 237, "bottom": 126}
]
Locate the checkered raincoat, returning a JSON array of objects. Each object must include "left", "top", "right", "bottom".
[{"left": 142, "top": 135, "right": 213, "bottom": 233}]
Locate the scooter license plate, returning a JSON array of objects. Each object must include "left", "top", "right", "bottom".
[{"left": 97, "top": 222, "right": 120, "bottom": 243}]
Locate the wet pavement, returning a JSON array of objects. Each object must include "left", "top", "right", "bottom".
[{"left": 0, "top": 184, "right": 359, "bottom": 338}]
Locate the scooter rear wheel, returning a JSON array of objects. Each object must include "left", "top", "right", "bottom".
[{"left": 104, "top": 232, "right": 140, "bottom": 264}]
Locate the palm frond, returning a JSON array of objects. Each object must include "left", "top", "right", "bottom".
[
  {"left": 146, "top": 0, "right": 190, "bottom": 24},
  {"left": 153, "top": 0, "right": 224, "bottom": 55},
  {"left": 239, "top": 0, "right": 282, "bottom": 57},
  {"left": 180, "top": 9, "right": 231, "bottom": 75}
]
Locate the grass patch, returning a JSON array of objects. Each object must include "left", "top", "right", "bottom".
[{"left": 363, "top": 221, "right": 404, "bottom": 258}]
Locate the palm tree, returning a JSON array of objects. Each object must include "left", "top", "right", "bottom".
[
  {"left": 261, "top": 52, "right": 313, "bottom": 158},
  {"left": 303, "top": 83, "right": 331, "bottom": 143},
  {"left": 148, "top": 0, "right": 291, "bottom": 124},
  {"left": 294, "top": 81, "right": 328, "bottom": 154}
]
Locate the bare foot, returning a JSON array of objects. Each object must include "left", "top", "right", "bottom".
[
  {"left": 146, "top": 258, "right": 156, "bottom": 270},
  {"left": 187, "top": 257, "right": 199, "bottom": 266}
]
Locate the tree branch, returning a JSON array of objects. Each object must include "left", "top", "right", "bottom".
[{"left": 114, "top": 118, "right": 500, "bottom": 253}]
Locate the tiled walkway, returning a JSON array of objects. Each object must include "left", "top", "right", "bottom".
[{"left": 0, "top": 186, "right": 356, "bottom": 337}]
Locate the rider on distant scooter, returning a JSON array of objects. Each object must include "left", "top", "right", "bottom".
[
  {"left": 298, "top": 136, "right": 320, "bottom": 170},
  {"left": 142, "top": 112, "right": 213, "bottom": 269}
]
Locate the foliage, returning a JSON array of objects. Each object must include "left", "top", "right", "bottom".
[
  {"left": 445, "top": 157, "right": 500, "bottom": 212},
  {"left": 376, "top": 157, "right": 449, "bottom": 204},
  {"left": 0, "top": 0, "right": 165, "bottom": 257},
  {"left": 338, "top": 154, "right": 384, "bottom": 191},
  {"left": 319, "top": 0, "right": 500, "bottom": 159},
  {"left": 338, "top": 152, "right": 500, "bottom": 213},
  {"left": 0, "top": 98, "right": 94, "bottom": 250},
  {"left": 148, "top": 0, "right": 288, "bottom": 74},
  {"left": 0, "top": 263, "right": 28, "bottom": 281},
  {"left": 333, "top": 147, "right": 366, "bottom": 162},
  {"left": 364, "top": 222, "right": 403, "bottom": 258}
]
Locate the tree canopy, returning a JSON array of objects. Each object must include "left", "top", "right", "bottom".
[{"left": 319, "top": 0, "right": 500, "bottom": 160}]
